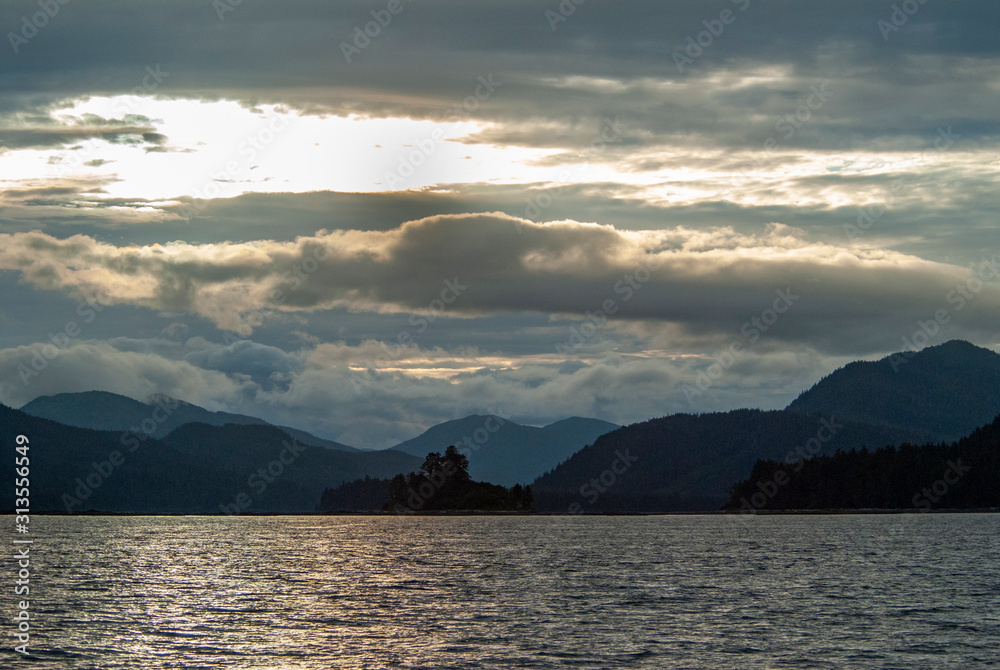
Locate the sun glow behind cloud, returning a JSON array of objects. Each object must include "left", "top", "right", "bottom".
[
  {"left": 0, "top": 97, "right": 568, "bottom": 201},
  {"left": 0, "top": 92, "right": 984, "bottom": 222}
]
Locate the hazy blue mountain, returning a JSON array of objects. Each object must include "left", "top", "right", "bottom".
[
  {"left": 786, "top": 340, "right": 1000, "bottom": 442},
  {"left": 531, "top": 409, "right": 924, "bottom": 512},
  {"left": 391, "top": 415, "right": 619, "bottom": 486},
  {"left": 0, "top": 404, "right": 420, "bottom": 513},
  {"left": 21, "top": 390, "right": 185, "bottom": 431},
  {"left": 19, "top": 390, "right": 359, "bottom": 452}
]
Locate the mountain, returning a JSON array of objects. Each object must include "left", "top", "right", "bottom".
[
  {"left": 534, "top": 340, "right": 1000, "bottom": 513},
  {"left": 14, "top": 340, "right": 998, "bottom": 514},
  {"left": 390, "top": 415, "right": 619, "bottom": 486},
  {"left": 724, "top": 414, "right": 1000, "bottom": 511},
  {"left": 531, "top": 409, "right": 924, "bottom": 512},
  {"left": 19, "top": 390, "right": 359, "bottom": 452},
  {"left": 161, "top": 423, "right": 419, "bottom": 512},
  {"left": 0, "top": 404, "right": 420, "bottom": 513},
  {"left": 786, "top": 340, "right": 1000, "bottom": 442}
]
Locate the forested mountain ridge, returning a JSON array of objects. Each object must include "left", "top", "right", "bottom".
[
  {"left": 0, "top": 404, "right": 419, "bottom": 513},
  {"left": 531, "top": 409, "right": 926, "bottom": 512},
  {"left": 20, "top": 390, "right": 359, "bottom": 452},
  {"left": 786, "top": 340, "right": 1000, "bottom": 441}
]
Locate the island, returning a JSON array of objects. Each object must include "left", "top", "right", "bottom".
[{"left": 318, "top": 445, "right": 534, "bottom": 513}]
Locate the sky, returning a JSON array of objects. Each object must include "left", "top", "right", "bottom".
[{"left": 0, "top": 0, "right": 998, "bottom": 448}]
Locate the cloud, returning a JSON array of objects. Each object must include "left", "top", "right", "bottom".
[
  {"left": 0, "top": 214, "right": 998, "bottom": 345},
  {"left": 2, "top": 0, "right": 998, "bottom": 152},
  {"left": 0, "top": 339, "right": 251, "bottom": 410},
  {"left": 0, "top": 332, "right": 857, "bottom": 449},
  {"left": 182, "top": 336, "right": 303, "bottom": 388},
  {"left": 0, "top": 122, "right": 165, "bottom": 151},
  {"left": 2, "top": 0, "right": 998, "bottom": 447}
]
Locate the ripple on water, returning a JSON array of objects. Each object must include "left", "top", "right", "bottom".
[{"left": 2, "top": 514, "right": 999, "bottom": 669}]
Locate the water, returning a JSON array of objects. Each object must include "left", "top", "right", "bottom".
[{"left": 3, "top": 514, "right": 999, "bottom": 669}]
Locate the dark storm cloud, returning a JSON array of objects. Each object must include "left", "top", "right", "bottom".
[
  {"left": 1, "top": 214, "right": 998, "bottom": 356},
  {"left": 1, "top": 1, "right": 994, "bottom": 260},
  {"left": 1, "top": 0, "right": 997, "bottom": 149}
]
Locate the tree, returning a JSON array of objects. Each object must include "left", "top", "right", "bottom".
[
  {"left": 444, "top": 445, "right": 470, "bottom": 481},
  {"left": 364, "top": 445, "right": 535, "bottom": 513},
  {"left": 420, "top": 451, "right": 444, "bottom": 478}
]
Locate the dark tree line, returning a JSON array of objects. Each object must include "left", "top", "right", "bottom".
[
  {"left": 531, "top": 408, "right": 923, "bottom": 512},
  {"left": 318, "top": 476, "right": 391, "bottom": 512},
  {"left": 724, "top": 414, "right": 1000, "bottom": 511}
]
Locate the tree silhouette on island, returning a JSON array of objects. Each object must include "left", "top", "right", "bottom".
[
  {"left": 319, "top": 445, "right": 533, "bottom": 513},
  {"left": 386, "top": 446, "right": 533, "bottom": 512}
]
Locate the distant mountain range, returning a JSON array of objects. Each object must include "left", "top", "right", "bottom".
[
  {"left": 20, "top": 390, "right": 359, "bottom": 452},
  {"left": 0, "top": 404, "right": 420, "bottom": 513},
  {"left": 7, "top": 391, "right": 617, "bottom": 512},
  {"left": 6, "top": 339, "right": 998, "bottom": 514},
  {"left": 390, "top": 415, "right": 619, "bottom": 486},
  {"left": 533, "top": 340, "right": 1000, "bottom": 512}
]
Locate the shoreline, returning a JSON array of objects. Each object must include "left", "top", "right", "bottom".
[{"left": 4, "top": 508, "right": 1000, "bottom": 517}]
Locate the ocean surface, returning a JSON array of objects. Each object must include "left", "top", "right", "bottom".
[{"left": 3, "top": 514, "right": 999, "bottom": 669}]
